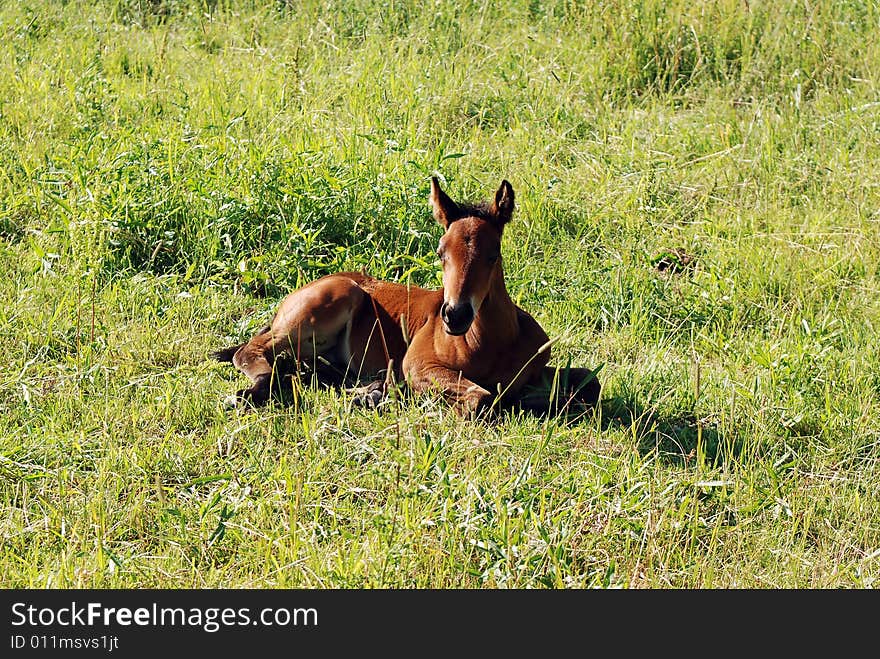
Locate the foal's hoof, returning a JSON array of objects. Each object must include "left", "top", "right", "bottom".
[
  {"left": 572, "top": 376, "right": 601, "bottom": 408},
  {"left": 224, "top": 385, "right": 270, "bottom": 410},
  {"left": 349, "top": 380, "right": 386, "bottom": 409}
]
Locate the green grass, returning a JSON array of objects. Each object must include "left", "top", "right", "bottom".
[{"left": 1, "top": 0, "right": 879, "bottom": 587}]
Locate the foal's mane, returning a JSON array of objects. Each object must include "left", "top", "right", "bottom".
[{"left": 450, "top": 201, "right": 499, "bottom": 224}]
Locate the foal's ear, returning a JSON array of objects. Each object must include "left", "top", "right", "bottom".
[
  {"left": 490, "top": 180, "right": 515, "bottom": 226},
  {"left": 430, "top": 177, "right": 460, "bottom": 228}
]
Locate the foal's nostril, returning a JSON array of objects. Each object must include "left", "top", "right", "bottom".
[{"left": 440, "top": 302, "right": 451, "bottom": 323}]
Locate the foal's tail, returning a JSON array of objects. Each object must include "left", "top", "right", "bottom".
[{"left": 210, "top": 344, "right": 243, "bottom": 364}]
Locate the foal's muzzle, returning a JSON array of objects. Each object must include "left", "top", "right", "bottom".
[{"left": 441, "top": 301, "right": 475, "bottom": 336}]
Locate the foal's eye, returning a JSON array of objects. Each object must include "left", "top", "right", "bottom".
[{"left": 488, "top": 254, "right": 500, "bottom": 264}]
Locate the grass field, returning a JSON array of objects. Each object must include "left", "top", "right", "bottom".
[{"left": 1, "top": 0, "right": 879, "bottom": 588}]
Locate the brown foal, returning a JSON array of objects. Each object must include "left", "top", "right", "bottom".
[{"left": 214, "top": 177, "right": 600, "bottom": 415}]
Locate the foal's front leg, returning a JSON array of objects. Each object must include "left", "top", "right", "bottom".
[{"left": 405, "top": 363, "right": 495, "bottom": 416}]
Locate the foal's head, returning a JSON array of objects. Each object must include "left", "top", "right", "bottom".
[{"left": 429, "top": 177, "right": 515, "bottom": 335}]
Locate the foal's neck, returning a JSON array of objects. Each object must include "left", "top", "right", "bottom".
[{"left": 470, "top": 264, "right": 519, "bottom": 343}]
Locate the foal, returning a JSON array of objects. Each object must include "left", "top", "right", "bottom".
[{"left": 214, "top": 178, "right": 600, "bottom": 415}]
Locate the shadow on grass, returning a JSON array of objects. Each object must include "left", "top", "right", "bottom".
[{"left": 599, "top": 394, "right": 742, "bottom": 467}]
